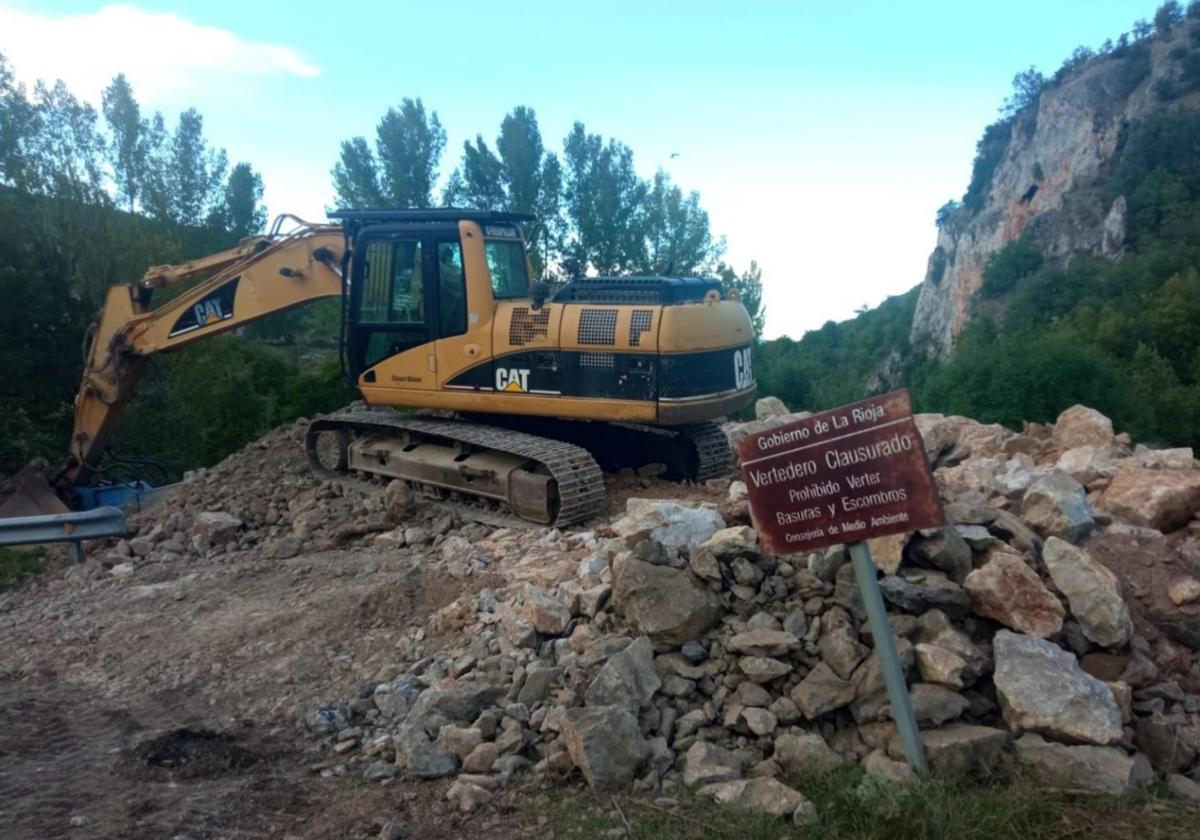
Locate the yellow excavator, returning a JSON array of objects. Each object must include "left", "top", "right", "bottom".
[{"left": 39, "top": 209, "right": 756, "bottom": 526}]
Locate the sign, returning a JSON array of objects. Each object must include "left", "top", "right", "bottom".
[{"left": 735, "top": 389, "right": 943, "bottom": 555}]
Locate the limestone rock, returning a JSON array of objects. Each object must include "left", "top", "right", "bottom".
[
  {"left": 1168, "top": 577, "right": 1200, "bottom": 606},
  {"left": 611, "top": 555, "right": 723, "bottom": 650},
  {"left": 561, "top": 706, "right": 650, "bottom": 792},
  {"left": 914, "top": 643, "right": 967, "bottom": 689},
  {"left": 772, "top": 731, "right": 845, "bottom": 776},
  {"left": 394, "top": 725, "right": 458, "bottom": 778},
  {"left": 1042, "top": 537, "right": 1132, "bottom": 648},
  {"left": 701, "top": 777, "right": 817, "bottom": 822},
  {"left": 1021, "top": 471, "right": 1094, "bottom": 543},
  {"left": 862, "top": 749, "right": 917, "bottom": 785},
  {"left": 867, "top": 532, "right": 908, "bottom": 575},
  {"left": 682, "top": 741, "right": 744, "bottom": 787},
  {"left": 1015, "top": 734, "right": 1151, "bottom": 795},
  {"left": 993, "top": 630, "right": 1122, "bottom": 745},
  {"left": 522, "top": 585, "right": 571, "bottom": 636},
  {"left": 907, "top": 527, "right": 972, "bottom": 582},
  {"left": 1098, "top": 467, "right": 1200, "bottom": 532},
  {"left": 1056, "top": 446, "right": 1118, "bottom": 484},
  {"left": 1054, "top": 405, "right": 1115, "bottom": 450},
  {"left": 880, "top": 569, "right": 971, "bottom": 618},
  {"left": 755, "top": 396, "right": 790, "bottom": 420},
  {"left": 739, "top": 656, "right": 793, "bottom": 683},
  {"left": 612, "top": 498, "right": 725, "bottom": 550},
  {"left": 917, "top": 724, "right": 1011, "bottom": 775},
  {"left": 700, "top": 526, "right": 759, "bottom": 561},
  {"left": 964, "top": 552, "right": 1064, "bottom": 638},
  {"left": 790, "top": 662, "right": 855, "bottom": 719},
  {"left": 191, "top": 511, "right": 242, "bottom": 548},
  {"left": 910, "top": 683, "right": 969, "bottom": 726},
  {"left": 405, "top": 683, "right": 506, "bottom": 732},
  {"left": 585, "top": 636, "right": 662, "bottom": 711},
  {"left": 727, "top": 629, "right": 800, "bottom": 657},
  {"left": 817, "top": 613, "right": 867, "bottom": 679}
]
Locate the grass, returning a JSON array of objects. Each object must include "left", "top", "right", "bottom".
[
  {"left": 532, "top": 765, "right": 1197, "bottom": 840},
  {"left": 0, "top": 546, "right": 45, "bottom": 591}
]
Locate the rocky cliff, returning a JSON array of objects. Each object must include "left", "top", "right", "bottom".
[{"left": 911, "top": 22, "right": 1200, "bottom": 356}]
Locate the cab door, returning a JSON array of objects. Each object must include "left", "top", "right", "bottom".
[{"left": 347, "top": 232, "right": 436, "bottom": 389}]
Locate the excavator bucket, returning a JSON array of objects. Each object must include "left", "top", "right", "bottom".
[{"left": 0, "top": 466, "right": 71, "bottom": 519}]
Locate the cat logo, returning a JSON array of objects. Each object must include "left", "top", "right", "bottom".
[
  {"left": 495, "top": 367, "right": 531, "bottom": 393},
  {"left": 194, "top": 299, "right": 225, "bottom": 326},
  {"left": 733, "top": 346, "right": 754, "bottom": 390}
]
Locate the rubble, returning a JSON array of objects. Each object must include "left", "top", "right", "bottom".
[{"left": 59, "top": 402, "right": 1200, "bottom": 822}]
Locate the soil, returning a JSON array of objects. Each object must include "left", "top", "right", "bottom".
[{"left": 0, "top": 539, "right": 527, "bottom": 839}]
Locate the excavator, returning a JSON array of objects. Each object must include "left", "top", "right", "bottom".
[{"left": 11, "top": 208, "right": 756, "bottom": 527}]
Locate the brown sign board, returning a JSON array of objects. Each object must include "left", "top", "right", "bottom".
[{"left": 735, "top": 389, "right": 944, "bottom": 555}]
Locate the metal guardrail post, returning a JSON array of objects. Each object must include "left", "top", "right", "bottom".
[{"left": 0, "top": 506, "right": 129, "bottom": 563}]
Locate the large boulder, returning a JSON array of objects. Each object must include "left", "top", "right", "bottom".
[
  {"left": 612, "top": 499, "right": 725, "bottom": 550},
  {"left": 964, "top": 552, "right": 1064, "bottom": 638},
  {"left": 993, "top": 631, "right": 1122, "bottom": 745},
  {"left": 521, "top": 585, "right": 571, "bottom": 635},
  {"left": 611, "top": 555, "right": 723, "bottom": 650},
  {"left": 1098, "top": 467, "right": 1200, "bottom": 532},
  {"left": 1014, "top": 734, "right": 1152, "bottom": 795},
  {"left": 190, "top": 510, "right": 242, "bottom": 549},
  {"left": 1042, "top": 538, "right": 1132, "bottom": 648},
  {"left": 584, "top": 636, "right": 662, "bottom": 712},
  {"left": 1053, "top": 405, "right": 1115, "bottom": 450},
  {"left": 1021, "top": 471, "right": 1094, "bottom": 543},
  {"left": 560, "top": 706, "right": 650, "bottom": 791}
]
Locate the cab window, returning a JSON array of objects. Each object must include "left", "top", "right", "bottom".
[
  {"left": 485, "top": 239, "right": 530, "bottom": 299},
  {"left": 360, "top": 239, "right": 423, "bottom": 323},
  {"left": 437, "top": 240, "right": 466, "bottom": 337}
]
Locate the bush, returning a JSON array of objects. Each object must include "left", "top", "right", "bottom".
[{"left": 981, "top": 234, "right": 1043, "bottom": 297}]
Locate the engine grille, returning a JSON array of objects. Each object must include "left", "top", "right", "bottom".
[
  {"left": 629, "top": 309, "right": 653, "bottom": 346},
  {"left": 509, "top": 307, "right": 551, "bottom": 346},
  {"left": 578, "top": 309, "right": 617, "bottom": 345}
]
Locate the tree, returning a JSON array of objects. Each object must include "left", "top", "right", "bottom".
[
  {"left": 720, "top": 261, "right": 765, "bottom": 339},
  {"left": 562, "top": 122, "right": 647, "bottom": 274},
  {"left": 211, "top": 162, "right": 266, "bottom": 239},
  {"left": 331, "top": 136, "right": 383, "bottom": 207},
  {"left": 24, "top": 80, "right": 107, "bottom": 203},
  {"left": 1155, "top": 1, "right": 1184, "bottom": 33},
  {"left": 101, "top": 74, "right": 145, "bottom": 211},
  {"left": 140, "top": 108, "right": 227, "bottom": 225},
  {"left": 1189, "top": 0, "right": 1200, "bottom": 20},
  {"left": 1000, "top": 67, "right": 1045, "bottom": 118},
  {"left": 1132, "top": 18, "right": 1154, "bottom": 39},
  {"left": 0, "top": 52, "right": 37, "bottom": 189},
  {"left": 935, "top": 199, "right": 961, "bottom": 229},
  {"left": 641, "top": 169, "right": 718, "bottom": 275},
  {"left": 333, "top": 98, "right": 445, "bottom": 208}
]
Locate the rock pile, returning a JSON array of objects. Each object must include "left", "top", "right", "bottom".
[{"left": 101, "top": 404, "right": 1200, "bottom": 821}]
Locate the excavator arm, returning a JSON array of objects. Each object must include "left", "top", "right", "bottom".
[{"left": 59, "top": 218, "right": 347, "bottom": 489}]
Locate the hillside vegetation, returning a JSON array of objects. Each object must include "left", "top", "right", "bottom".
[{"left": 759, "top": 2, "right": 1200, "bottom": 449}]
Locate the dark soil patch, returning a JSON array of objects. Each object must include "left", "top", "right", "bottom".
[{"left": 128, "top": 727, "right": 259, "bottom": 780}]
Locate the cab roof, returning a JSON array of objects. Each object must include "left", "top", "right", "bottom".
[{"left": 329, "top": 208, "right": 535, "bottom": 225}]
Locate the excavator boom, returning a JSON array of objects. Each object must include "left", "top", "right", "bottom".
[{"left": 60, "top": 220, "right": 345, "bottom": 488}]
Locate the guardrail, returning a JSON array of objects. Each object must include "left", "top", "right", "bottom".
[{"left": 0, "top": 506, "right": 129, "bottom": 563}]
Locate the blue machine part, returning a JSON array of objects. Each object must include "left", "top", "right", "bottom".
[{"left": 72, "top": 481, "right": 154, "bottom": 512}]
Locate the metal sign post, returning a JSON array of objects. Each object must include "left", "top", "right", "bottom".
[
  {"left": 848, "top": 540, "right": 928, "bottom": 775},
  {"left": 734, "top": 389, "right": 942, "bottom": 776}
]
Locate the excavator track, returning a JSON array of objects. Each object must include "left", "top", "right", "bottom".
[
  {"left": 305, "top": 410, "right": 605, "bottom": 527},
  {"left": 465, "top": 415, "right": 735, "bottom": 484}
]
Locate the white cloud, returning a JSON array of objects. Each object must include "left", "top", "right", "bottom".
[{"left": 0, "top": 4, "right": 317, "bottom": 103}]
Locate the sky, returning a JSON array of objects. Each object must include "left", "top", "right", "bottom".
[{"left": 0, "top": 1, "right": 1162, "bottom": 338}]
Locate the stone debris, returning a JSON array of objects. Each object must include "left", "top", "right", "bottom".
[{"left": 85, "top": 404, "right": 1200, "bottom": 821}]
